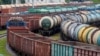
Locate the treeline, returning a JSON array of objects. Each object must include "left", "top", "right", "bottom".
[{"left": 0, "top": 0, "right": 25, "bottom": 4}]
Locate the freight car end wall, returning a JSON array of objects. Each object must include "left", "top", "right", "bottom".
[{"left": 7, "top": 24, "right": 100, "bottom": 56}]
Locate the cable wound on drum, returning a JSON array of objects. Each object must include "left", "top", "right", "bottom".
[{"left": 6, "top": 17, "right": 26, "bottom": 27}]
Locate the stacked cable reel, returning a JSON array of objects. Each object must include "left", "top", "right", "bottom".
[{"left": 61, "top": 20, "right": 100, "bottom": 46}]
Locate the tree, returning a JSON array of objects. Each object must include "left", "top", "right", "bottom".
[{"left": 0, "top": 0, "right": 2, "bottom": 4}]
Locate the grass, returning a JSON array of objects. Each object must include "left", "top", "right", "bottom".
[
  {"left": 0, "top": 30, "right": 6, "bottom": 35},
  {"left": 93, "top": 0, "right": 100, "bottom": 3},
  {"left": 50, "top": 33, "right": 60, "bottom": 40},
  {"left": 0, "top": 37, "right": 11, "bottom": 56}
]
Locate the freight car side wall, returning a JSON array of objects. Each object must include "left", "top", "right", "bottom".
[
  {"left": 7, "top": 26, "right": 53, "bottom": 56},
  {"left": 0, "top": 14, "right": 43, "bottom": 30}
]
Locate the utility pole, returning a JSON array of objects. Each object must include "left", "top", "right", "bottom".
[
  {"left": 16, "top": 0, "right": 21, "bottom": 4},
  {"left": 11, "top": 0, "right": 14, "bottom": 4},
  {"left": 32, "top": 0, "right": 34, "bottom": 8}
]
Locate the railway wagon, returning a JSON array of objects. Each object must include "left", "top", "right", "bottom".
[
  {"left": 7, "top": 18, "right": 100, "bottom": 56},
  {"left": 0, "top": 13, "right": 44, "bottom": 30},
  {"left": 0, "top": 1, "right": 93, "bottom": 14},
  {"left": 0, "top": 4, "right": 33, "bottom": 14}
]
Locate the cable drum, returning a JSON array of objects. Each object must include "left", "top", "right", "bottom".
[
  {"left": 63, "top": 21, "right": 73, "bottom": 35},
  {"left": 39, "top": 16, "right": 54, "bottom": 30},
  {"left": 82, "top": 27, "right": 95, "bottom": 43},
  {"left": 7, "top": 17, "right": 26, "bottom": 27},
  {"left": 95, "top": 13, "right": 100, "bottom": 21},
  {"left": 90, "top": 13, "right": 97, "bottom": 22},
  {"left": 39, "top": 14, "right": 69, "bottom": 30},
  {"left": 52, "top": 16, "right": 58, "bottom": 27},
  {"left": 59, "top": 14, "right": 67, "bottom": 21},
  {"left": 80, "top": 13, "right": 88, "bottom": 23},
  {"left": 87, "top": 28, "right": 99, "bottom": 44},
  {"left": 55, "top": 15, "right": 62, "bottom": 25},
  {"left": 70, "top": 23, "right": 80, "bottom": 39},
  {"left": 74, "top": 24, "right": 89, "bottom": 40},
  {"left": 68, "top": 23, "right": 81, "bottom": 40},
  {"left": 93, "top": 30, "right": 100, "bottom": 45},
  {"left": 61, "top": 20, "right": 100, "bottom": 46}
]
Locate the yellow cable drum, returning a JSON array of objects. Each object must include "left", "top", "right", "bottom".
[{"left": 82, "top": 27, "right": 95, "bottom": 43}]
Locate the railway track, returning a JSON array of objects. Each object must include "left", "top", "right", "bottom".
[{"left": 0, "top": 33, "right": 7, "bottom": 38}]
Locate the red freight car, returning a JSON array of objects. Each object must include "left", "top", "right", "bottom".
[{"left": 0, "top": 14, "right": 43, "bottom": 30}]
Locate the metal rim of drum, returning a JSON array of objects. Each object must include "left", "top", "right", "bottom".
[
  {"left": 93, "top": 13, "right": 99, "bottom": 21},
  {"left": 55, "top": 15, "right": 62, "bottom": 25},
  {"left": 63, "top": 21, "right": 74, "bottom": 35},
  {"left": 90, "top": 13, "right": 96, "bottom": 22},
  {"left": 78, "top": 26, "right": 90, "bottom": 42},
  {"left": 97, "top": 32, "right": 100, "bottom": 46},
  {"left": 69, "top": 15, "right": 78, "bottom": 22},
  {"left": 95, "top": 13, "right": 100, "bottom": 21},
  {"left": 86, "top": 14, "right": 91, "bottom": 23},
  {"left": 80, "top": 14, "right": 88, "bottom": 23},
  {"left": 54, "top": 15, "right": 60, "bottom": 25},
  {"left": 78, "top": 14, "right": 84, "bottom": 23},
  {"left": 93, "top": 30, "right": 100, "bottom": 45},
  {"left": 72, "top": 23, "right": 82, "bottom": 40},
  {"left": 82, "top": 27, "right": 95, "bottom": 43},
  {"left": 87, "top": 28, "right": 99, "bottom": 44},
  {"left": 79, "top": 11, "right": 88, "bottom": 14},
  {"left": 59, "top": 14, "right": 66, "bottom": 21},
  {"left": 61, "top": 20, "right": 70, "bottom": 33},
  {"left": 90, "top": 28, "right": 99, "bottom": 44},
  {"left": 52, "top": 16, "right": 58, "bottom": 26},
  {"left": 70, "top": 23, "right": 80, "bottom": 39},
  {"left": 77, "top": 14, "right": 83, "bottom": 23},
  {"left": 67, "top": 22, "right": 77, "bottom": 37},
  {"left": 74, "top": 24, "right": 89, "bottom": 41},
  {"left": 61, "top": 20, "right": 68, "bottom": 31},
  {"left": 39, "top": 16, "right": 54, "bottom": 29},
  {"left": 85, "top": 27, "right": 95, "bottom": 43},
  {"left": 74, "top": 24, "right": 86, "bottom": 40},
  {"left": 74, "top": 14, "right": 80, "bottom": 22}
]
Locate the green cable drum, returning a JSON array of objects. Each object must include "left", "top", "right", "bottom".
[
  {"left": 72, "top": 7, "right": 78, "bottom": 11},
  {"left": 67, "top": 7, "right": 73, "bottom": 12},
  {"left": 46, "top": 7, "right": 56, "bottom": 13},
  {"left": 54, "top": 6, "right": 62, "bottom": 12},
  {"left": 28, "top": 8, "right": 48, "bottom": 13},
  {"left": 37, "top": 8, "right": 48, "bottom": 13},
  {"left": 28, "top": 8, "right": 37, "bottom": 13},
  {"left": 39, "top": 16, "right": 54, "bottom": 30},
  {"left": 61, "top": 7, "right": 67, "bottom": 12}
]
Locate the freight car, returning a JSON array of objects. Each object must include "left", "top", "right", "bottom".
[
  {"left": 0, "top": 3, "right": 98, "bottom": 29},
  {"left": 61, "top": 20, "right": 100, "bottom": 46},
  {"left": 7, "top": 17, "right": 100, "bottom": 56},
  {"left": 39, "top": 9, "right": 100, "bottom": 36}
]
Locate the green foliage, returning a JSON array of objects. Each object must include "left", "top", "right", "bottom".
[
  {"left": 93, "top": 0, "right": 100, "bottom": 3},
  {"left": 0, "top": 38, "right": 11, "bottom": 56},
  {"left": 0, "top": 0, "right": 25, "bottom": 4}
]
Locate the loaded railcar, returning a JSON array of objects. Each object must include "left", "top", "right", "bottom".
[{"left": 7, "top": 17, "right": 100, "bottom": 56}]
